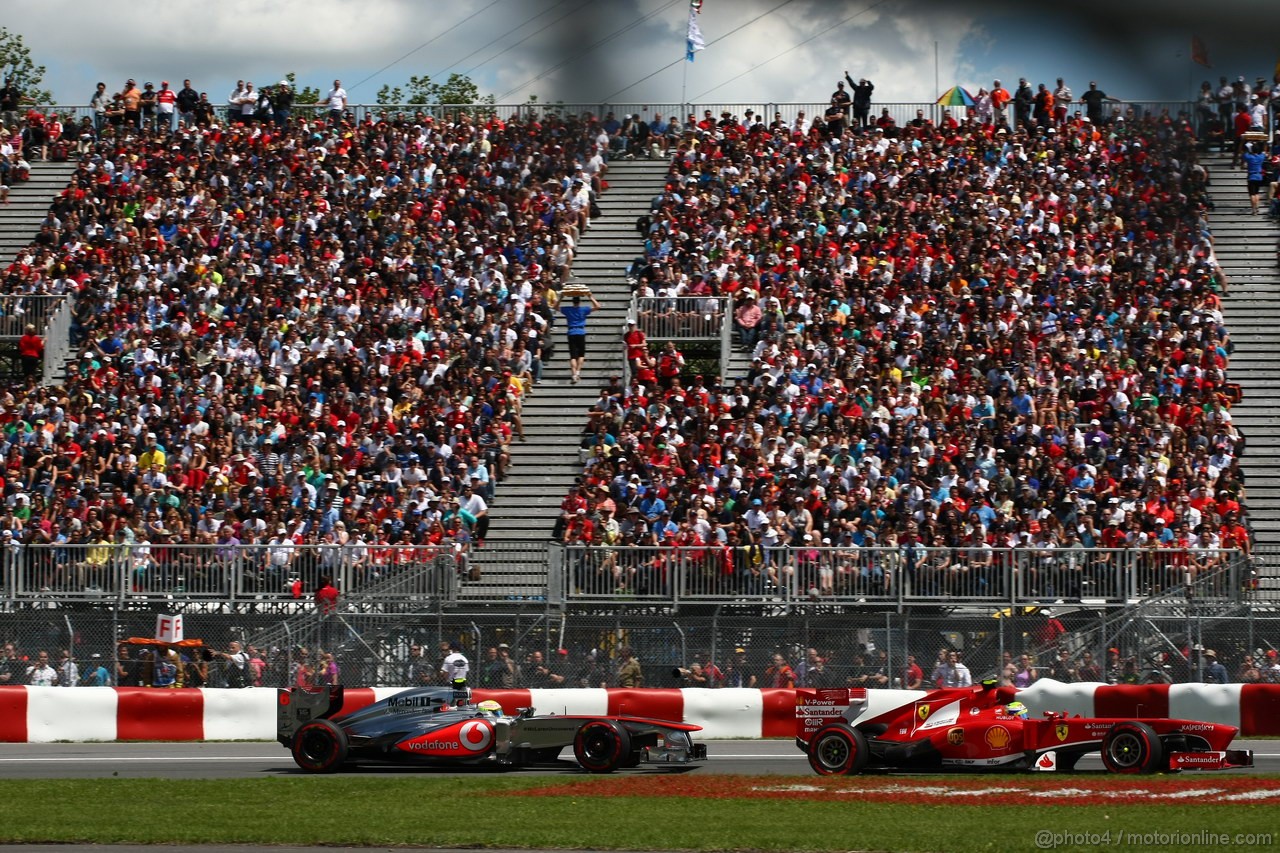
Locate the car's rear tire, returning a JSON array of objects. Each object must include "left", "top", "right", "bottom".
[
  {"left": 573, "top": 720, "right": 632, "bottom": 773},
  {"left": 1101, "top": 721, "right": 1164, "bottom": 774},
  {"left": 291, "top": 719, "right": 349, "bottom": 773},
  {"left": 808, "top": 724, "right": 869, "bottom": 776}
]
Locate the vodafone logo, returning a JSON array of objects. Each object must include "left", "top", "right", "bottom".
[
  {"left": 395, "top": 719, "right": 495, "bottom": 757},
  {"left": 459, "top": 720, "right": 493, "bottom": 752}
]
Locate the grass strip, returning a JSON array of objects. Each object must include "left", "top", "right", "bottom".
[{"left": 0, "top": 776, "right": 1273, "bottom": 852}]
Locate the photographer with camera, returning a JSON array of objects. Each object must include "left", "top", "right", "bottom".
[
  {"left": 674, "top": 661, "right": 710, "bottom": 687},
  {"left": 214, "top": 640, "right": 252, "bottom": 688},
  {"left": 525, "top": 649, "right": 566, "bottom": 688}
]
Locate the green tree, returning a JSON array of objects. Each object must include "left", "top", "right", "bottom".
[
  {"left": 284, "top": 73, "right": 321, "bottom": 105},
  {"left": 0, "top": 26, "right": 53, "bottom": 104},
  {"left": 375, "top": 73, "right": 493, "bottom": 105},
  {"left": 436, "top": 73, "right": 493, "bottom": 105}
]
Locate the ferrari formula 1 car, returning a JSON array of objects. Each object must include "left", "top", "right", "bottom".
[
  {"left": 278, "top": 684, "right": 707, "bottom": 774},
  {"left": 797, "top": 682, "right": 1253, "bottom": 775}
]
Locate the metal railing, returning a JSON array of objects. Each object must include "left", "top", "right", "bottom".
[
  {"left": 0, "top": 541, "right": 1256, "bottom": 609},
  {"left": 631, "top": 295, "right": 728, "bottom": 341},
  {"left": 561, "top": 544, "right": 1249, "bottom": 609},
  {"left": 28, "top": 100, "right": 1201, "bottom": 132},
  {"left": 42, "top": 295, "right": 72, "bottom": 386},
  {"left": 626, "top": 295, "right": 731, "bottom": 388},
  {"left": 0, "top": 294, "right": 68, "bottom": 338},
  {"left": 6, "top": 543, "right": 458, "bottom": 606}
]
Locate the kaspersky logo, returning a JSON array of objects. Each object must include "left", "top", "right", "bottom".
[{"left": 396, "top": 719, "right": 494, "bottom": 756}]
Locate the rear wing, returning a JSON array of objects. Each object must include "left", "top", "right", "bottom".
[
  {"left": 277, "top": 686, "right": 345, "bottom": 746},
  {"left": 795, "top": 688, "right": 867, "bottom": 745}
]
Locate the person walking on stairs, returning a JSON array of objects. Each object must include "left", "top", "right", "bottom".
[{"left": 560, "top": 290, "right": 601, "bottom": 384}]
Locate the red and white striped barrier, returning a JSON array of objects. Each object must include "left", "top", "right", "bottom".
[{"left": 2, "top": 682, "right": 1278, "bottom": 742}]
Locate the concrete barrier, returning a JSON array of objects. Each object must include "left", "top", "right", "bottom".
[{"left": 2, "top": 682, "right": 1278, "bottom": 742}]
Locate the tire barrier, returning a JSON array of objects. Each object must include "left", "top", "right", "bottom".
[{"left": 2, "top": 682, "right": 1278, "bottom": 742}]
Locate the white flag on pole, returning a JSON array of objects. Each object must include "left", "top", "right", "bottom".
[{"left": 686, "top": 7, "right": 705, "bottom": 62}]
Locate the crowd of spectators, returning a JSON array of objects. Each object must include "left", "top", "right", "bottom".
[
  {"left": 555, "top": 76, "right": 1271, "bottom": 601},
  {"left": 0, "top": 75, "right": 624, "bottom": 592},
  {"left": 0, "top": 68, "right": 1275, "bottom": 603}
]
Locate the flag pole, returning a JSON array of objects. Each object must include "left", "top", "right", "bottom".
[
  {"left": 1186, "top": 36, "right": 1193, "bottom": 103},
  {"left": 682, "top": 52, "right": 689, "bottom": 113},
  {"left": 684, "top": 0, "right": 705, "bottom": 116}
]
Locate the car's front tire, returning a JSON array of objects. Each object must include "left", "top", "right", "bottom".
[
  {"left": 573, "top": 720, "right": 632, "bottom": 773},
  {"left": 1101, "top": 721, "right": 1164, "bottom": 774},
  {"left": 291, "top": 719, "right": 349, "bottom": 773},
  {"left": 808, "top": 724, "right": 869, "bottom": 776}
]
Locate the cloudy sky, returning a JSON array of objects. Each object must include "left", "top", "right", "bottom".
[{"left": 8, "top": 0, "right": 1278, "bottom": 107}]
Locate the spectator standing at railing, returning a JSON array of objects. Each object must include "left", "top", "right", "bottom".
[
  {"left": 846, "top": 74, "right": 874, "bottom": 128},
  {"left": 990, "top": 79, "right": 1010, "bottom": 125},
  {"left": 1052, "top": 77, "right": 1072, "bottom": 124},
  {"left": 139, "top": 83, "right": 157, "bottom": 130},
  {"left": 89, "top": 82, "right": 109, "bottom": 132},
  {"left": 1262, "top": 651, "right": 1280, "bottom": 683},
  {"left": 119, "top": 79, "right": 141, "bottom": 129},
  {"left": 116, "top": 645, "right": 140, "bottom": 687},
  {"left": 26, "top": 650, "right": 57, "bottom": 686},
  {"left": 0, "top": 78, "right": 22, "bottom": 130},
  {"left": 1047, "top": 649, "right": 1076, "bottom": 683},
  {"left": 56, "top": 649, "right": 78, "bottom": 687},
  {"left": 81, "top": 654, "right": 111, "bottom": 686},
  {"left": 1201, "top": 649, "right": 1230, "bottom": 684},
  {"left": 0, "top": 643, "right": 22, "bottom": 686},
  {"left": 525, "top": 650, "right": 565, "bottom": 688},
  {"left": 271, "top": 80, "right": 293, "bottom": 127},
  {"left": 1236, "top": 654, "right": 1262, "bottom": 684},
  {"left": 17, "top": 324, "right": 42, "bottom": 380},
  {"left": 764, "top": 652, "right": 796, "bottom": 688},
  {"left": 155, "top": 81, "right": 177, "bottom": 132},
  {"left": 900, "top": 654, "right": 923, "bottom": 690},
  {"left": 1079, "top": 80, "right": 1113, "bottom": 125},
  {"left": 324, "top": 79, "right": 347, "bottom": 124},
  {"left": 1075, "top": 651, "right": 1102, "bottom": 683},
  {"left": 615, "top": 646, "right": 643, "bottom": 687},
  {"left": 175, "top": 79, "right": 198, "bottom": 127},
  {"left": 224, "top": 80, "right": 243, "bottom": 124},
  {"left": 828, "top": 80, "right": 851, "bottom": 136}
]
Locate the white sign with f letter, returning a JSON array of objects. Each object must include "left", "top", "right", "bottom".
[{"left": 155, "top": 614, "right": 184, "bottom": 643}]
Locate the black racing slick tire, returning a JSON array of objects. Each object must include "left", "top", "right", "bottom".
[
  {"left": 291, "top": 719, "right": 349, "bottom": 773},
  {"left": 573, "top": 720, "right": 632, "bottom": 773},
  {"left": 808, "top": 724, "right": 870, "bottom": 776},
  {"left": 1101, "top": 721, "right": 1164, "bottom": 775}
]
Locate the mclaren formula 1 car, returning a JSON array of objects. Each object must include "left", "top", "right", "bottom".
[
  {"left": 278, "top": 685, "right": 707, "bottom": 773},
  {"left": 797, "top": 682, "right": 1253, "bottom": 775}
]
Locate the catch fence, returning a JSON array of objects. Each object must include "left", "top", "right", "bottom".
[{"left": 4, "top": 603, "right": 1277, "bottom": 692}]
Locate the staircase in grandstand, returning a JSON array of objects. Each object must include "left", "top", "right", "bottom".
[
  {"left": 1204, "top": 151, "right": 1280, "bottom": 597},
  {"left": 0, "top": 161, "right": 79, "bottom": 384},
  {"left": 463, "top": 157, "right": 673, "bottom": 600}
]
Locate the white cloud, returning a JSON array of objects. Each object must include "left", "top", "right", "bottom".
[{"left": 11, "top": 0, "right": 1255, "bottom": 108}]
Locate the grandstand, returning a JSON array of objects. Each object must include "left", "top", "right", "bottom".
[{"left": 1, "top": 94, "right": 1277, "bottom": 689}]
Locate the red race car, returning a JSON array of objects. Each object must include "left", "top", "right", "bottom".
[{"left": 797, "top": 681, "right": 1253, "bottom": 775}]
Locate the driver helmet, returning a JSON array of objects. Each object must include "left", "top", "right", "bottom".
[
  {"left": 477, "top": 699, "right": 503, "bottom": 717},
  {"left": 1005, "top": 701, "right": 1028, "bottom": 719}
]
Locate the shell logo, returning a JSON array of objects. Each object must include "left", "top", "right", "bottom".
[
  {"left": 985, "top": 725, "right": 1011, "bottom": 750},
  {"left": 459, "top": 719, "right": 493, "bottom": 752}
]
